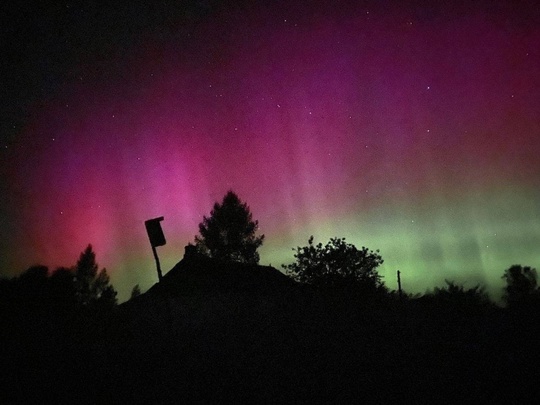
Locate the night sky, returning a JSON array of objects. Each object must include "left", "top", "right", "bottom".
[{"left": 1, "top": 0, "right": 539, "bottom": 302}]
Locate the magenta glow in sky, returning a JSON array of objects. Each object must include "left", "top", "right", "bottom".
[{"left": 1, "top": 2, "right": 539, "bottom": 301}]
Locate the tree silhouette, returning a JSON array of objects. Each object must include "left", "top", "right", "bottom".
[
  {"left": 130, "top": 284, "right": 142, "bottom": 299},
  {"left": 194, "top": 190, "right": 264, "bottom": 264},
  {"left": 74, "top": 244, "right": 117, "bottom": 308},
  {"left": 502, "top": 265, "right": 539, "bottom": 308},
  {"left": 15, "top": 265, "right": 49, "bottom": 306},
  {"left": 283, "top": 236, "right": 384, "bottom": 292},
  {"left": 48, "top": 267, "right": 76, "bottom": 308}
]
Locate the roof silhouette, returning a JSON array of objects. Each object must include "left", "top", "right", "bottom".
[{"left": 146, "top": 245, "right": 296, "bottom": 298}]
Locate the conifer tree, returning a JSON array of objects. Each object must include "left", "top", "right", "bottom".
[
  {"left": 195, "top": 191, "right": 264, "bottom": 264},
  {"left": 74, "top": 244, "right": 117, "bottom": 307}
]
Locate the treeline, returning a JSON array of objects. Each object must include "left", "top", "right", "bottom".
[
  {"left": 192, "top": 190, "right": 540, "bottom": 312},
  {"left": 2, "top": 191, "right": 539, "bottom": 312},
  {"left": 0, "top": 244, "right": 117, "bottom": 312},
  {"left": 285, "top": 236, "right": 540, "bottom": 313}
]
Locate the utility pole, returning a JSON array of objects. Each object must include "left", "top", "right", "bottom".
[
  {"left": 397, "top": 270, "right": 403, "bottom": 300},
  {"left": 145, "top": 216, "right": 166, "bottom": 282}
]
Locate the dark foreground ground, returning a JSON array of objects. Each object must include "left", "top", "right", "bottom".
[
  {"left": 2, "top": 254, "right": 539, "bottom": 403},
  {"left": 1, "top": 292, "right": 539, "bottom": 404}
]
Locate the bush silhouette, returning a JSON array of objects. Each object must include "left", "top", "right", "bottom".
[{"left": 419, "top": 280, "right": 493, "bottom": 313}]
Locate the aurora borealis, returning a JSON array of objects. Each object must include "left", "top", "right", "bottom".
[{"left": 1, "top": 1, "right": 539, "bottom": 301}]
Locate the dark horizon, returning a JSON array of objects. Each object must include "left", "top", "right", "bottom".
[{"left": 2, "top": 243, "right": 540, "bottom": 403}]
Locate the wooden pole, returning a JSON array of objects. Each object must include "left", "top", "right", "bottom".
[
  {"left": 152, "top": 244, "right": 163, "bottom": 282},
  {"left": 397, "top": 270, "right": 402, "bottom": 300}
]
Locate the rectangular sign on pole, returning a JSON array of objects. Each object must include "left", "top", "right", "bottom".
[
  {"left": 145, "top": 216, "right": 166, "bottom": 247},
  {"left": 145, "top": 216, "right": 166, "bottom": 282}
]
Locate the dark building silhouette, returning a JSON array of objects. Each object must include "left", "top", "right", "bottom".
[{"left": 148, "top": 244, "right": 294, "bottom": 295}]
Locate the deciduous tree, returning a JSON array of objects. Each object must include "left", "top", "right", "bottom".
[{"left": 283, "top": 236, "right": 384, "bottom": 291}]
